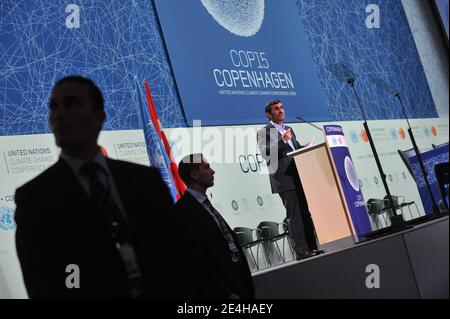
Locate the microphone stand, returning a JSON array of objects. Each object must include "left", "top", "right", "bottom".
[
  {"left": 296, "top": 116, "right": 324, "bottom": 132},
  {"left": 395, "top": 93, "right": 440, "bottom": 215},
  {"left": 347, "top": 78, "right": 407, "bottom": 232}
]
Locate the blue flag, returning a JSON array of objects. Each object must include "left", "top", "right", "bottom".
[{"left": 134, "top": 77, "right": 178, "bottom": 202}]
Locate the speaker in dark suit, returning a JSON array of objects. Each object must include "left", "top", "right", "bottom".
[
  {"left": 174, "top": 154, "right": 254, "bottom": 299},
  {"left": 257, "top": 99, "right": 320, "bottom": 260},
  {"left": 14, "top": 76, "right": 178, "bottom": 298}
]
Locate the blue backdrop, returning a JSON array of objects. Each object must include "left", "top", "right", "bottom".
[
  {"left": 0, "top": 0, "right": 438, "bottom": 135},
  {"left": 154, "top": 0, "right": 330, "bottom": 126}
]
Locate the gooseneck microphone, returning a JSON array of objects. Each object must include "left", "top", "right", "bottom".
[{"left": 296, "top": 116, "right": 324, "bottom": 132}]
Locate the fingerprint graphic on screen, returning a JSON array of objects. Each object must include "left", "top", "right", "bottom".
[
  {"left": 200, "top": 0, "right": 265, "bottom": 37},
  {"left": 344, "top": 156, "right": 360, "bottom": 192}
]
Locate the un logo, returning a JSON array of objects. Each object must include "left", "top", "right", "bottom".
[
  {"left": 350, "top": 130, "right": 358, "bottom": 143},
  {"left": 332, "top": 137, "right": 338, "bottom": 145},
  {"left": 390, "top": 128, "right": 398, "bottom": 140},
  {"left": 0, "top": 207, "right": 16, "bottom": 230}
]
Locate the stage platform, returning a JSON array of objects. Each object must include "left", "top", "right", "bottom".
[{"left": 253, "top": 216, "right": 449, "bottom": 299}]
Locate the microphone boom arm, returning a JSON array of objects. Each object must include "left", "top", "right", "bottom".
[{"left": 296, "top": 116, "right": 324, "bottom": 132}]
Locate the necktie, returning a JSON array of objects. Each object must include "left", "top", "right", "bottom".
[
  {"left": 81, "top": 162, "right": 142, "bottom": 297},
  {"left": 203, "top": 198, "right": 240, "bottom": 263},
  {"left": 81, "top": 162, "right": 129, "bottom": 244},
  {"left": 283, "top": 126, "right": 296, "bottom": 151}
]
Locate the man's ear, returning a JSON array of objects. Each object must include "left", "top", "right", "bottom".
[
  {"left": 265, "top": 112, "right": 271, "bottom": 120},
  {"left": 190, "top": 169, "right": 199, "bottom": 182}
]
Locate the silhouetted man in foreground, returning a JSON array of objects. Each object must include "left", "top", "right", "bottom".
[{"left": 15, "top": 76, "right": 177, "bottom": 298}]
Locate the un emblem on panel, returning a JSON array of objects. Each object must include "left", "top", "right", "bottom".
[
  {"left": 390, "top": 128, "right": 398, "bottom": 140},
  {"left": 332, "top": 137, "right": 338, "bottom": 146},
  {"left": 201, "top": 0, "right": 265, "bottom": 37},
  {"left": 0, "top": 207, "right": 16, "bottom": 230},
  {"left": 344, "top": 157, "right": 359, "bottom": 192},
  {"left": 350, "top": 130, "right": 358, "bottom": 143},
  {"left": 256, "top": 196, "right": 264, "bottom": 207}
]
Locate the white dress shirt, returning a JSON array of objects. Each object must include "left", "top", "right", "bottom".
[{"left": 270, "top": 120, "right": 296, "bottom": 151}]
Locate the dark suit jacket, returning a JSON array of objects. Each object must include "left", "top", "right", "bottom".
[
  {"left": 257, "top": 123, "right": 303, "bottom": 193},
  {"left": 14, "top": 157, "right": 178, "bottom": 298},
  {"left": 174, "top": 192, "right": 254, "bottom": 299}
]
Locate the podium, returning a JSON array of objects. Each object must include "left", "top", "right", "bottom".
[{"left": 288, "top": 143, "right": 356, "bottom": 248}]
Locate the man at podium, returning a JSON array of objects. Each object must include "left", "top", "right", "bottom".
[{"left": 257, "top": 99, "right": 321, "bottom": 260}]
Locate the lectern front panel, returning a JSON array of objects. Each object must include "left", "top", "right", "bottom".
[{"left": 293, "top": 145, "right": 354, "bottom": 245}]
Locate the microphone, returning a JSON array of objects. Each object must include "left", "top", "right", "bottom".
[{"left": 296, "top": 116, "right": 323, "bottom": 132}]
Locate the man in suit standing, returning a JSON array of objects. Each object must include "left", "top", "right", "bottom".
[
  {"left": 175, "top": 154, "right": 254, "bottom": 299},
  {"left": 257, "top": 99, "right": 322, "bottom": 260},
  {"left": 14, "top": 76, "right": 178, "bottom": 298}
]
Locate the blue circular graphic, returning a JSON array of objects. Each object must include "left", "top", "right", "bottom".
[
  {"left": 257, "top": 196, "right": 263, "bottom": 206},
  {"left": 201, "top": 0, "right": 265, "bottom": 37},
  {"left": 390, "top": 128, "right": 398, "bottom": 140},
  {"left": 231, "top": 200, "right": 239, "bottom": 211},
  {"left": 350, "top": 130, "right": 358, "bottom": 143},
  {"left": 423, "top": 126, "right": 430, "bottom": 137},
  {"left": 344, "top": 156, "right": 359, "bottom": 191},
  {"left": 374, "top": 176, "right": 379, "bottom": 185}
]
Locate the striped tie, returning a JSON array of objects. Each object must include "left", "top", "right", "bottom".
[{"left": 203, "top": 198, "right": 241, "bottom": 263}]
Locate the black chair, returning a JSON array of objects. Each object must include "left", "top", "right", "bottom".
[
  {"left": 367, "top": 198, "right": 388, "bottom": 229},
  {"left": 368, "top": 196, "right": 418, "bottom": 228},
  {"left": 233, "top": 227, "right": 262, "bottom": 271},
  {"left": 383, "top": 195, "right": 419, "bottom": 221},
  {"left": 435, "top": 162, "right": 449, "bottom": 211},
  {"left": 256, "top": 221, "right": 292, "bottom": 266}
]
